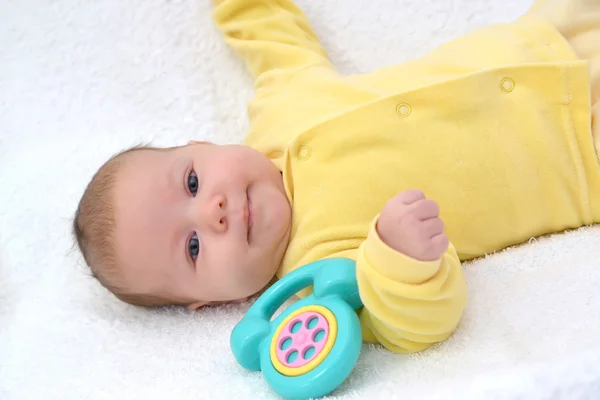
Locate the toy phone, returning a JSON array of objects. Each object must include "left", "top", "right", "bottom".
[{"left": 230, "top": 258, "right": 364, "bottom": 400}]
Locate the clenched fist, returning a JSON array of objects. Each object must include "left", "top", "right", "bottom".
[{"left": 376, "top": 190, "right": 449, "bottom": 261}]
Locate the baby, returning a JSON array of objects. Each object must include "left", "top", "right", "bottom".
[{"left": 73, "top": 0, "right": 600, "bottom": 353}]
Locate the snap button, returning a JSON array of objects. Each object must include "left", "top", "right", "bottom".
[
  {"left": 298, "top": 146, "right": 311, "bottom": 160},
  {"left": 500, "top": 77, "right": 515, "bottom": 93},
  {"left": 396, "top": 103, "right": 411, "bottom": 117}
]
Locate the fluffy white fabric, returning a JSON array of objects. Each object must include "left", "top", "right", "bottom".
[{"left": 2, "top": 0, "right": 600, "bottom": 398}]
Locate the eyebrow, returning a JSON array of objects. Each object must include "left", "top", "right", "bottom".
[
  {"left": 167, "top": 157, "right": 190, "bottom": 272},
  {"left": 168, "top": 156, "right": 199, "bottom": 273}
]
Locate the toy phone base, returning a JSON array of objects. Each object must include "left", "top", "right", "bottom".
[
  {"left": 230, "top": 258, "right": 363, "bottom": 399},
  {"left": 260, "top": 297, "right": 362, "bottom": 400}
]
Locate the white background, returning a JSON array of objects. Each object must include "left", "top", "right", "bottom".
[{"left": 2, "top": 0, "right": 600, "bottom": 399}]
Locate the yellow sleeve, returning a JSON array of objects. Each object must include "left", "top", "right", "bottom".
[
  {"left": 211, "top": 0, "right": 333, "bottom": 92},
  {"left": 356, "top": 219, "right": 468, "bottom": 353}
]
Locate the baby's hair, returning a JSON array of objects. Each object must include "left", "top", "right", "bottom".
[{"left": 73, "top": 144, "right": 188, "bottom": 308}]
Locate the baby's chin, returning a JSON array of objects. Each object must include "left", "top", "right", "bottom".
[
  {"left": 241, "top": 264, "right": 280, "bottom": 299},
  {"left": 246, "top": 275, "right": 277, "bottom": 300}
]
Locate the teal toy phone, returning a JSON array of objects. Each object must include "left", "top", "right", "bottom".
[{"left": 230, "top": 258, "right": 364, "bottom": 400}]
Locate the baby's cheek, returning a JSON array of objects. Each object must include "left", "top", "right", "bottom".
[
  {"left": 222, "top": 259, "right": 249, "bottom": 284},
  {"left": 234, "top": 261, "right": 266, "bottom": 290}
]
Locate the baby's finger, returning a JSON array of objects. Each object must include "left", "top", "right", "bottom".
[
  {"left": 399, "top": 189, "right": 425, "bottom": 205},
  {"left": 430, "top": 233, "right": 449, "bottom": 257},
  {"left": 410, "top": 199, "right": 440, "bottom": 220},
  {"left": 421, "top": 217, "right": 445, "bottom": 237}
]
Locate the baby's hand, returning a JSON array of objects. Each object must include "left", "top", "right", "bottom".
[{"left": 376, "top": 190, "right": 449, "bottom": 261}]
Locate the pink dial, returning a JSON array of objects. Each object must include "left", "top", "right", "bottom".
[{"left": 275, "top": 311, "right": 330, "bottom": 368}]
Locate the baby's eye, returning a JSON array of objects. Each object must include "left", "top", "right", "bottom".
[
  {"left": 188, "top": 170, "right": 199, "bottom": 196},
  {"left": 188, "top": 233, "right": 200, "bottom": 261}
]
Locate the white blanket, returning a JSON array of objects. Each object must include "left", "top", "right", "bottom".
[{"left": 2, "top": 0, "right": 600, "bottom": 398}]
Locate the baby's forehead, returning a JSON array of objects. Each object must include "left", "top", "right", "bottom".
[
  {"left": 112, "top": 153, "right": 178, "bottom": 292},
  {"left": 116, "top": 152, "right": 169, "bottom": 197},
  {"left": 114, "top": 148, "right": 177, "bottom": 180}
]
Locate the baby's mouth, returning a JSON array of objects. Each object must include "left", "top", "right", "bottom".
[{"left": 246, "top": 189, "right": 253, "bottom": 244}]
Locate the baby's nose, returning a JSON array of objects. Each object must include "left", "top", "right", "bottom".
[{"left": 203, "top": 195, "right": 228, "bottom": 233}]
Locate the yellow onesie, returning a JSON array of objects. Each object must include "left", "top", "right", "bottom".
[{"left": 212, "top": 0, "right": 600, "bottom": 353}]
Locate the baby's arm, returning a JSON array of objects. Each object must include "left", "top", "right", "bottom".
[
  {"left": 211, "top": 0, "right": 333, "bottom": 93},
  {"left": 356, "top": 190, "right": 468, "bottom": 353}
]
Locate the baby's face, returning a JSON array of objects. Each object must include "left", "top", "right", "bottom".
[{"left": 113, "top": 142, "right": 292, "bottom": 308}]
